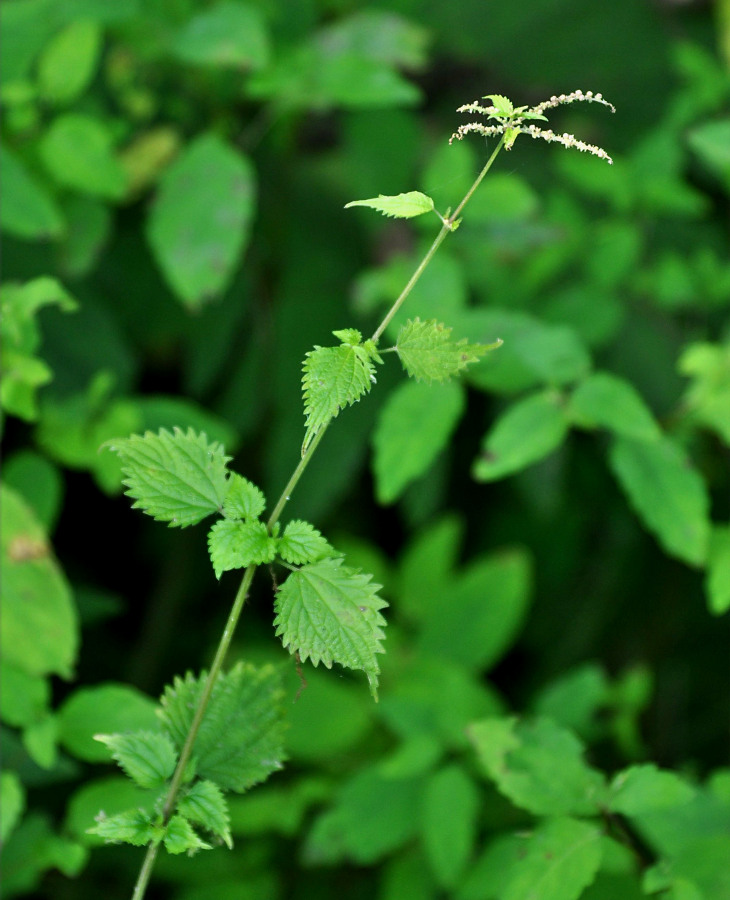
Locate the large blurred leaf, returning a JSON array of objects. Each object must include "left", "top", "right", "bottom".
[
  {"left": 608, "top": 435, "right": 710, "bottom": 566},
  {"left": 38, "top": 114, "right": 127, "bottom": 200},
  {"left": 172, "top": 1, "right": 269, "bottom": 69},
  {"left": 473, "top": 391, "right": 570, "bottom": 482},
  {"left": 0, "top": 145, "right": 64, "bottom": 240},
  {"left": 146, "top": 133, "right": 256, "bottom": 309},
  {"left": 37, "top": 20, "right": 102, "bottom": 104},
  {"left": 687, "top": 119, "right": 730, "bottom": 189},
  {"left": 421, "top": 765, "right": 479, "bottom": 889},
  {"left": 0, "top": 484, "right": 78, "bottom": 678},
  {"left": 372, "top": 379, "right": 464, "bottom": 504},
  {"left": 568, "top": 372, "right": 661, "bottom": 441}
]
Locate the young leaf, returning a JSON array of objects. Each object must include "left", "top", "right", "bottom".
[
  {"left": 395, "top": 317, "right": 497, "bottom": 383},
  {"left": 345, "top": 191, "right": 435, "bottom": 219},
  {"left": 421, "top": 764, "right": 479, "bottom": 889},
  {"left": 301, "top": 343, "right": 377, "bottom": 455},
  {"left": 223, "top": 473, "right": 266, "bottom": 521},
  {"left": 608, "top": 764, "right": 695, "bottom": 817},
  {"left": 109, "top": 428, "right": 230, "bottom": 527},
  {"left": 95, "top": 731, "right": 177, "bottom": 789},
  {"left": 468, "top": 716, "right": 606, "bottom": 817},
  {"left": 278, "top": 520, "right": 333, "bottom": 565},
  {"left": 608, "top": 435, "right": 710, "bottom": 566},
  {"left": 273, "top": 558, "right": 388, "bottom": 700},
  {"left": 208, "top": 519, "right": 277, "bottom": 578},
  {"left": 372, "top": 379, "right": 464, "bottom": 504},
  {"left": 332, "top": 328, "right": 362, "bottom": 346},
  {"left": 473, "top": 391, "right": 570, "bottom": 482},
  {"left": 501, "top": 817, "right": 603, "bottom": 900},
  {"left": 89, "top": 807, "right": 161, "bottom": 847},
  {"left": 483, "top": 94, "right": 514, "bottom": 116},
  {"left": 159, "top": 662, "right": 287, "bottom": 793},
  {"left": 163, "top": 814, "right": 211, "bottom": 855},
  {"left": 178, "top": 779, "right": 232, "bottom": 848}
]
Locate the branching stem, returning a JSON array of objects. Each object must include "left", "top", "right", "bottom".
[{"left": 131, "top": 136, "right": 507, "bottom": 900}]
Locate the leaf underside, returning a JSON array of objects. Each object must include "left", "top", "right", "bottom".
[
  {"left": 302, "top": 344, "right": 376, "bottom": 454},
  {"left": 344, "top": 191, "right": 435, "bottom": 219},
  {"left": 396, "top": 317, "right": 494, "bottom": 383}
]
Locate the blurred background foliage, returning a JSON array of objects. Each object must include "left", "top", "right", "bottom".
[{"left": 1, "top": 0, "right": 729, "bottom": 897}]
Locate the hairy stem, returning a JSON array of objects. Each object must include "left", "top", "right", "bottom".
[{"left": 131, "top": 137, "right": 506, "bottom": 900}]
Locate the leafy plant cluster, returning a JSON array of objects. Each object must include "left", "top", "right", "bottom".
[{"left": 2, "top": 1, "right": 730, "bottom": 899}]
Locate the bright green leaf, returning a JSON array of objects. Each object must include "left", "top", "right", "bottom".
[
  {"left": 473, "top": 391, "right": 570, "bottom": 481},
  {"left": 274, "top": 558, "right": 388, "bottom": 699},
  {"left": 66, "top": 776, "right": 157, "bottom": 846},
  {"left": 38, "top": 114, "right": 127, "bottom": 200},
  {"left": 95, "top": 731, "right": 177, "bottom": 789},
  {"left": 207, "top": 518, "right": 277, "bottom": 577},
  {"left": 373, "top": 379, "right": 464, "bottom": 504},
  {"left": 89, "top": 807, "right": 160, "bottom": 847},
  {"left": 1, "top": 484, "right": 77, "bottom": 678},
  {"left": 0, "top": 144, "right": 64, "bottom": 240},
  {"left": 136, "top": 396, "right": 239, "bottom": 455},
  {"left": 223, "top": 473, "right": 266, "bottom": 521},
  {"left": 37, "top": 20, "right": 102, "bottom": 104},
  {"left": 3, "top": 450, "right": 63, "bottom": 532},
  {"left": 569, "top": 372, "right": 661, "bottom": 441},
  {"left": 608, "top": 435, "right": 710, "bottom": 566},
  {"left": 345, "top": 190, "right": 435, "bottom": 219},
  {"left": 23, "top": 714, "right": 58, "bottom": 769},
  {"left": 0, "top": 772, "right": 26, "bottom": 843},
  {"left": 172, "top": 1, "right": 269, "bottom": 69},
  {"left": 178, "top": 780, "right": 232, "bottom": 848},
  {"left": 301, "top": 342, "right": 376, "bottom": 455},
  {"left": 109, "top": 428, "right": 231, "bottom": 528},
  {"left": 421, "top": 765, "right": 479, "bottom": 889},
  {"left": 146, "top": 133, "right": 256, "bottom": 309},
  {"left": 278, "top": 520, "right": 333, "bottom": 565},
  {"left": 469, "top": 716, "right": 606, "bottom": 816},
  {"left": 395, "top": 317, "right": 497, "bottom": 383},
  {"left": 609, "top": 764, "right": 696, "bottom": 817},
  {"left": 159, "top": 662, "right": 286, "bottom": 793},
  {"left": 164, "top": 814, "right": 211, "bottom": 854},
  {"left": 502, "top": 817, "right": 603, "bottom": 900},
  {"left": 483, "top": 93, "right": 514, "bottom": 115},
  {"left": 0, "top": 660, "right": 49, "bottom": 727},
  {"left": 706, "top": 525, "right": 730, "bottom": 615},
  {"left": 417, "top": 547, "right": 532, "bottom": 672},
  {"left": 57, "top": 684, "right": 158, "bottom": 763}
]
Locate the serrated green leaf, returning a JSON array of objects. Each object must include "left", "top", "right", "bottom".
[
  {"left": 208, "top": 519, "right": 276, "bottom": 577},
  {"left": 163, "top": 814, "right": 211, "bottom": 855},
  {"left": 395, "top": 317, "right": 496, "bottom": 383},
  {"left": 159, "top": 662, "right": 286, "bottom": 793},
  {"left": 569, "top": 372, "right": 661, "bottom": 441},
  {"left": 608, "top": 435, "right": 710, "bottom": 566},
  {"left": 89, "top": 807, "right": 160, "bottom": 847},
  {"left": 178, "top": 780, "right": 232, "bottom": 848},
  {"left": 109, "top": 428, "right": 231, "bottom": 528},
  {"left": 502, "top": 817, "right": 603, "bottom": 900},
  {"left": 278, "top": 520, "right": 333, "bottom": 565},
  {"left": 95, "top": 731, "right": 177, "bottom": 789},
  {"left": 372, "top": 379, "right": 464, "bottom": 504},
  {"left": 468, "top": 716, "right": 606, "bottom": 816},
  {"left": 421, "top": 764, "right": 479, "bottom": 889},
  {"left": 274, "top": 558, "right": 388, "bottom": 699},
  {"left": 706, "top": 525, "right": 730, "bottom": 615},
  {"left": 473, "top": 391, "right": 570, "bottom": 481},
  {"left": 345, "top": 191, "right": 434, "bottom": 219},
  {"left": 222, "top": 473, "right": 266, "bottom": 521},
  {"left": 609, "top": 764, "right": 696, "bottom": 817},
  {"left": 301, "top": 343, "right": 376, "bottom": 455},
  {"left": 332, "top": 328, "right": 362, "bottom": 345}
]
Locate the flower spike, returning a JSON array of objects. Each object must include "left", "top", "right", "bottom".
[{"left": 450, "top": 89, "right": 614, "bottom": 164}]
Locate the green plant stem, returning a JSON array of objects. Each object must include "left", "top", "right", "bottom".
[
  {"left": 370, "top": 133, "right": 505, "bottom": 345},
  {"left": 131, "top": 135, "right": 506, "bottom": 900}
]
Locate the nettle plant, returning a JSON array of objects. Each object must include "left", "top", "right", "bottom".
[{"left": 91, "top": 92, "right": 615, "bottom": 898}]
